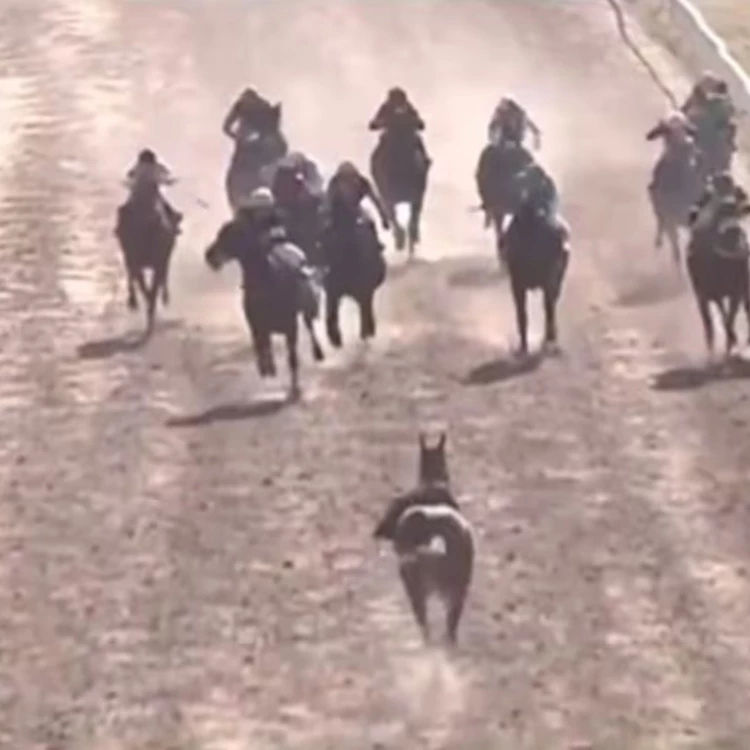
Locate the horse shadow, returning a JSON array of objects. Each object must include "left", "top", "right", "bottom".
[
  {"left": 463, "top": 349, "right": 545, "bottom": 386},
  {"left": 77, "top": 321, "right": 180, "bottom": 360},
  {"left": 165, "top": 397, "right": 287, "bottom": 427},
  {"left": 651, "top": 356, "right": 750, "bottom": 391}
]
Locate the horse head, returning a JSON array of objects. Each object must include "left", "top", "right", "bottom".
[
  {"left": 205, "top": 218, "right": 251, "bottom": 271},
  {"left": 418, "top": 429, "right": 449, "bottom": 487}
]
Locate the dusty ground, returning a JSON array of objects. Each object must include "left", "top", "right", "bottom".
[
  {"left": 3, "top": 0, "right": 750, "bottom": 747},
  {"left": 691, "top": 0, "right": 750, "bottom": 68}
]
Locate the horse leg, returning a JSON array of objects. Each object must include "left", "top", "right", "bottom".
[
  {"left": 446, "top": 581, "right": 469, "bottom": 646},
  {"left": 542, "top": 286, "right": 558, "bottom": 348},
  {"left": 409, "top": 176, "right": 427, "bottom": 248},
  {"left": 741, "top": 269, "right": 750, "bottom": 345},
  {"left": 695, "top": 295, "right": 715, "bottom": 355},
  {"left": 723, "top": 295, "right": 741, "bottom": 357},
  {"left": 161, "top": 248, "right": 174, "bottom": 306},
  {"left": 125, "top": 265, "right": 138, "bottom": 310},
  {"left": 131, "top": 266, "right": 150, "bottom": 315},
  {"left": 303, "top": 312, "right": 325, "bottom": 362},
  {"left": 326, "top": 289, "right": 343, "bottom": 348},
  {"left": 510, "top": 278, "right": 529, "bottom": 354},
  {"left": 399, "top": 564, "right": 429, "bottom": 643},
  {"left": 285, "top": 320, "right": 301, "bottom": 400},
  {"left": 544, "top": 251, "right": 568, "bottom": 349},
  {"left": 667, "top": 225, "right": 681, "bottom": 267},
  {"left": 144, "top": 268, "right": 161, "bottom": 334},
  {"left": 359, "top": 291, "right": 376, "bottom": 340}
]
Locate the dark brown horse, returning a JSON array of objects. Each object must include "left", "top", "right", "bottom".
[
  {"left": 374, "top": 430, "right": 474, "bottom": 646},
  {"left": 205, "top": 217, "right": 324, "bottom": 399},
  {"left": 686, "top": 205, "right": 750, "bottom": 356},
  {"left": 115, "top": 185, "right": 178, "bottom": 333}
]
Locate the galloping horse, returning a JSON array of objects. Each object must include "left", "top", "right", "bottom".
[
  {"left": 648, "top": 135, "right": 705, "bottom": 266},
  {"left": 205, "top": 216, "right": 324, "bottom": 398},
  {"left": 475, "top": 139, "right": 534, "bottom": 264},
  {"left": 319, "top": 206, "right": 387, "bottom": 347},
  {"left": 374, "top": 430, "right": 474, "bottom": 646},
  {"left": 370, "top": 126, "right": 429, "bottom": 255},
  {"left": 225, "top": 104, "right": 288, "bottom": 214},
  {"left": 503, "top": 197, "right": 570, "bottom": 354},
  {"left": 115, "top": 182, "right": 178, "bottom": 333},
  {"left": 686, "top": 203, "right": 750, "bottom": 356}
]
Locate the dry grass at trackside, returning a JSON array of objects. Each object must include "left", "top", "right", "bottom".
[{"left": 693, "top": 0, "right": 750, "bottom": 69}]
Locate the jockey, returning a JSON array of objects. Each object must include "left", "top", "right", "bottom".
[
  {"left": 326, "top": 161, "right": 390, "bottom": 230},
  {"left": 369, "top": 87, "right": 430, "bottom": 165},
  {"left": 237, "top": 187, "right": 286, "bottom": 245},
  {"left": 689, "top": 171, "right": 750, "bottom": 234},
  {"left": 646, "top": 111, "right": 698, "bottom": 171},
  {"left": 125, "top": 149, "right": 182, "bottom": 232},
  {"left": 646, "top": 110, "right": 696, "bottom": 147},
  {"left": 239, "top": 188, "right": 315, "bottom": 283},
  {"left": 272, "top": 151, "right": 325, "bottom": 203},
  {"left": 488, "top": 97, "right": 541, "bottom": 148},
  {"left": 681, "top": 71, "right": 723, "bottom": 118},
  {"left": 222, "top": 88, "right": 279, "bottom": 142}
]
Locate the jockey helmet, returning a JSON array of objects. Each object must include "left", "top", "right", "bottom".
[
  {"left": 335, "top": 161, "right": 360, "bottom": 178},
  {"left": 712, "top": 171, "right": 735, "bottom": 194},
  {"left": 697, "top": 71, "right": 721, "bottom": 93},
  {"left": 244, "top": 187, "right": 275, "bottom": 210},
  {"left": 665, "top": 110, "right": 689, "bottom": 131},
  {"left": 387, "top": 87, "right": 407, "bottom": 105},
  {"left": 138, "top": 148, "right": 157, "bottom": 164}
]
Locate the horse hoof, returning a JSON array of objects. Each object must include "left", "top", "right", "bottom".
[
  {"left": 127, "top": 297, "right": 137, "bottom": 311},
  {"left": 327, "top": 331, "right": 343, "bottom": 349},
  {"left": 313, "top": 346, "right": 325, "bottom": 362}
]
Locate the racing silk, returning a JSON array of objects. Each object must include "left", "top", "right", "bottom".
[
  {"left": 690, "top": 183, "right": 750, "bottom": 232},
  {"left": 224, "top": 95, "right": 277, "bottom": 141},
  {"left": 126, "top": 161, "right": 173, "bottom": 195},
  {"left": 488, "top": 100, "right": 539, "bottom": 145},
  {"left": 370, "top": 100, "right": 425, "bottom": 134}
]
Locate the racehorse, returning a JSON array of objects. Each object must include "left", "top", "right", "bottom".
[
  {"left": 370, "top": 128, "right": 429, "bottom": 256},
  {"left": 686, "top": 204, "right": 750, "bottom": 356},
  {"left": 225, "top": 104, "right": 288, "bottom": 214},
  {"left": 503, "top": 197, "right": 570, "bottom": 354},
  {"left": 648, "top": 140, "right": 705, "bottom": 266},
  {"left": 319, "top": 209, "right": 387, "bottom": 347},
  {"left": 475, "top": 140, "right": 534, "bottom": 264},
  {"left": 204, "top": 217, "right": 324, "bottom": 399},
  {"left": 114, "top": 184, "right": 178, "bottom": 333},
  {"left": 271, "top": 154, "right": 327, "bottom": 269},
  {"left": 374, "top": 430, "right": 474, "bottom": 646}
]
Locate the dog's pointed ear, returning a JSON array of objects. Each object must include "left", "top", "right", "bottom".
[
  {"left": 418, "top": 431, "right": 427, "bottom": 450},
  {"left": 437, "top": 431, "right": 447, "bottom": 450}
]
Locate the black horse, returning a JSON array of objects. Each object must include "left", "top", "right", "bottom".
[
  {"left": 205, "top": 217, "right": 324, "bottom": 398},
  {"left": 503, "top": 199, "right": 570, "bottom": 354},
  {"left": 370, "top": 129, "right": 429, "bottom": 255},
  {"left": 271, "top": 158, "right": 326, "bottom": 269},
  {"left": 374, "top": 430, "right": 474, "bottom": 646},
  {"left": 319, "top": 208, "right": 387, "bottom": 348},
  {"left": 225, "top": 105, "right": 288, "bottom": 213},
  {"left": 476, "top": 141, "right": 534, "bottom": 228},
  {"left": 115, "top": 185, "right": 178, "bottom": 333},
  {"left": 686, "top": 204, "right": 750, "bottom": 356}
]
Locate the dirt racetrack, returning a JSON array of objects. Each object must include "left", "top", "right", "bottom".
[{"left": 4, "top": 0, "right": 750, "bottom": 747}]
